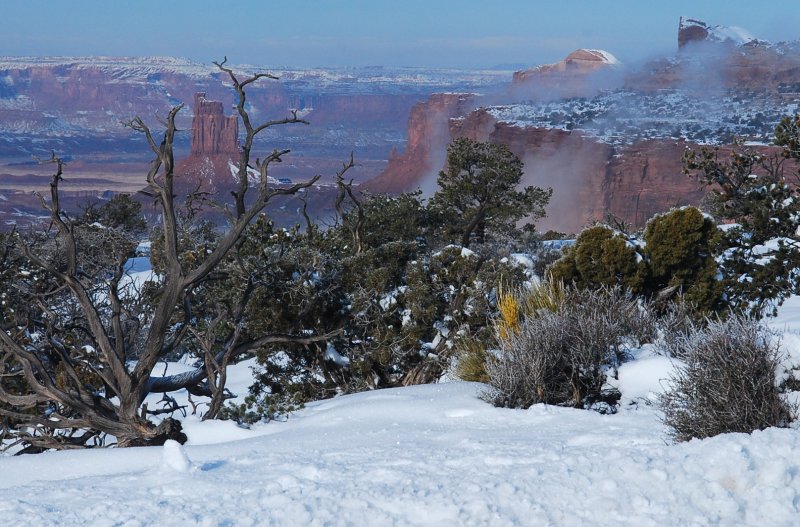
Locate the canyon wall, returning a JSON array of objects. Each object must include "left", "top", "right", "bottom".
[
  {"left": 364, "top": 93, "right": 476, "bottom": 194},
  {"left": 452, "top": 110, "right": 707, "bottom": 233},
  {"left": 372, "top": 99, "right": 791, "bottom": 233},
  {"left": 368, "top": 23, "right": 800, "bottom": 233}
]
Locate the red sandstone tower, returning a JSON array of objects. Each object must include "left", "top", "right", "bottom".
[{"left": 190, "top": 93, "right": 239, "bottom": 155}]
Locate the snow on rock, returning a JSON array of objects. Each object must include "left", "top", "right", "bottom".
[
  {"left": 581, "top": 49, "right": 620, "bottom": 65},
  {"left": 323, "top": 342, "right": 350, "bottom": 367},
  {"left": 679, "top": 17, "right": 760, "bottom": 48},
  {"left": 228, "top": 160, "right": 280, "bottom": 186},
  {"left": 508, "top": 253, "right": 534, "bottom": 268}
]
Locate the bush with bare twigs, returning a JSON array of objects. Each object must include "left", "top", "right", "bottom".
[
  {"left": 659, "top": 315, "right": 794, "bottom": 442},
  {"left": 483, "top": 285, "right": 653, "bottom": 410}
]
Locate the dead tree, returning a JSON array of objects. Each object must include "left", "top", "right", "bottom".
[
  {"left": 333, "top": 154, "right": 361, "bottom": 255},
  {"left": 0, "top": 61, "right": 335, "bottom": 450}
]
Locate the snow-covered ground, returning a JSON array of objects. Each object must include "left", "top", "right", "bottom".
[{"left": 2, "top": 302, "right": 800, "bottom": 525}]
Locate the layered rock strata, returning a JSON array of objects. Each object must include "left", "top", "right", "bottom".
[
  {"left": 190, "top": 93, "right": 238, "bottom": 156},
  {"left": 368, "top": 22, "right": 800, "bottom": 232}
]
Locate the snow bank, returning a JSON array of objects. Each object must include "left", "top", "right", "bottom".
[
  {"left": 611, "top": 345, "right": 679, "bottom": 405},
  {"left": 4, "top": 299, "right": 800, "bottom": 525},
  {"left": 1, "top": 381, "right": 799, "bottom": 525}
]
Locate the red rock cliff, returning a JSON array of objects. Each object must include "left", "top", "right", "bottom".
[
  {"left": 364, "top": 93, "right": 476, "bottom": 193},
  {"left": 372, "top": 101, "right": 793, "bottom": 233},
  {"left": 450, "top": 110, "right": 707, "bottom": 232},
  {"left": 511, "top": 49, "right": 622, "bottom": 99},
  {"left": 367, "top": 21, "right": 800, "bottom": 233},
  {"left": 190, "top": 92, "right": 238, "bottom": 156},
  {"left": 176, "top": 93, "right": 240, "bottom": 194}
]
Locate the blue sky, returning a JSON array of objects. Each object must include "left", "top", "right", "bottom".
[{"left": 2, "top": 1, "right": 798, "bottom": 68}]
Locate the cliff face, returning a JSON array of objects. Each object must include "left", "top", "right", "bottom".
[
  {"left": 625, "top": 42, "right": 800, "bottom": 94},
  {"left": 176, "top": 93, "right": 239, "bottom": 194},
  {"left": 363, "top": 93, "right": 476, "bottom": 193},
  {"left": 190, "top": 93, "right": 238, "bottom": 156},
  {"left": 368, "top": 20, "right": 800, "bottom": 233},
  {"left": 373, "top": 102, "right": 791, "bottom": 233},
  {"left": 511, "top": 48, "right": 622, "bottom": 99},
  {"left": 513, "top": 49, "right": 619, "bottom": 83},
  {"left": 450, "top": 111, "right": 707, "bottom": 232}
]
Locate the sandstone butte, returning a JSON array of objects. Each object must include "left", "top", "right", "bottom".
[
  {"left": 174, "top": 92, "right": 241, "bottom": 195},
  {"left": 366, "top": 19, "right": 800, "bottom": 233}
]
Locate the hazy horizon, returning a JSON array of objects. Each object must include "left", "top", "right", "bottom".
[{"left": 2, "top": 1, "right": 799, "bottom": 70}]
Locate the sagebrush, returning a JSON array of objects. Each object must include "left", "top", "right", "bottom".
[
  {"left": 660, "top": 315, "right": 794, "bottom": 442},
  {"left": 483, "top": 285, "right": 652, "bottom": 410}
]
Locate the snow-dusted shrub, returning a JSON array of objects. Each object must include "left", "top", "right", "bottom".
[
  {"left": 548, "top": 225, "right": 647, "bottom": 293},
  {"left": 547, "top": 208, "right": 725, "bottom": 317},
  {"left": 642, "top": 207, "right": 723, "bottom": 314},
  {"left": 484, "top": 310, "right": 572, "bottom": 408},
  {"left": 483, "top": 286, "right": 650, "bottom": 409},
  {"left": 218, "top": 384, "right": 306, "bottom": 425},
  {"left": 457, "top": 280, "right": 568, "bottom": 385},
  {"left": 652, "top": 297, "right": 701, "bottom": 359},
  {"left": 684, "top": 119, "right": 800, "bottom": 317},
  {"left": 530, "top": 246, "right": 564, "bottom": 280},
  {"left": 222, "top": 218, "right": 531, "bottom": 424},
  {"left": 660, "top": 315, "right": 794, "bottom": 442}
]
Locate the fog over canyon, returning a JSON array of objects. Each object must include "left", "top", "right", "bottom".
[{"left": 1, "top": 17, "right": 799, "bottom": 232}]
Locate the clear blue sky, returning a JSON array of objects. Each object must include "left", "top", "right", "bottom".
[{"left": 1, "top": 1, "right": 798, "bottom": 68}]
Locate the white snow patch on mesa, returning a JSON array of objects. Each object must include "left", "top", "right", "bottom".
[
  {"left": 228, "top": 160, "right": 280, "bottom": 186},
  {"left": 583, "top": 48, "right": 620, "bottom": 65}
]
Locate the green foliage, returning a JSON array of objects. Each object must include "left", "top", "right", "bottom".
[
  {"left": 548, "top": 209, "right": 723, "bottom": 315},
  {"left": 354, "top": 191, "right": 428, "bottom": 249},
  {"left": 219, "top": 367, "right": 306, "bottom": 425},
  {"left": 774, "top": 114, "right": 800, "bottom": 159},
  {"left": 213, "top": 188, "right": 532, "bottom": 422},
  {"left": 549, "top": 225, "right": 647, "bottom": 293},
  {"left": 643, "top": 207, "right": 723, "bottom": 313},
  {"left": 428, "top": 137, "right": 551, "bottom": 247},
  {"left": 191, "top": 140, "right": 552, "bottom": 421},
  {"left": 454, "top": 339, "right": 492, "bottom": 383},
  {"left": 82, "top": 193, "right": 146, "bottom": 234},
  {"left": 683, "top": 117, "right": 800, "bottom": 316}
]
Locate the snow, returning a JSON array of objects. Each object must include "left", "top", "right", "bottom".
[
  {"left": 161, "top": 440, "right": 193, "bottom": 473},
  {"left": 584, "top": 49, "right": 620, "bottom": 65},
  {"left": 2, "top": 380, "right": 800, "bottom": 525},
  {"left": 508, "top": 252, "right": 535, "bottom": 268},
  {"left": 610, "top": 345, "right": 679, "bottom": 405},
  {"left": 228, "top": 160, "right": 280, "bottom": 186},
  {"left": 3, "top": 300, "right": 800, "bottom": 524},
  {"left": 679, "top": 18, "right": 759, "bottom": 46},
  {"left": 709, "top": 25, "right": 758, "bottom": 46},
  {"left": 486, "top": 87, "right": 796, "bottom": 146},
  {"left": 323, "top": 342, "right": 351, "bottom": 367}
]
